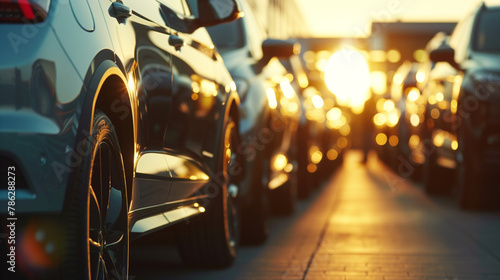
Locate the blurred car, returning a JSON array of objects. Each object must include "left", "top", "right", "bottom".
[
  {"left": 386, "top": 61, "right": 428, "bottom": 178},
  {"left": 321, "top": 94, "right": 349, "bottom": 175},
  {"left": 207, "top": 0, "right": 300, "bottom": 244},
  {"left": 406, "top": 32, "right": 450, "bottom": 180},
  {"left": 420, "top": 57, "right": 458, "bottom": 195},
  {"left": 280, "top": 54, "right": 328, "bottom": 198},
  {"left": 426, "top": 3, "right": 500, "bottom": 209},
  {"left": 295, "top": 49, "right": 350, "bottom": 185},
  {"left": 373, "top": 62, "right": 413, "bottom": 169},
  {"left": 0, "top": 0, "right": 242, "bottom": 278}
]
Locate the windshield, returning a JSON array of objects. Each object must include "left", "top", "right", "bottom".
[
  {"left": 474, "top": 9, "right": 500, "bottom": 53},
  {"left": 206, "top": 18, "right": 245, "bottom": 52}
]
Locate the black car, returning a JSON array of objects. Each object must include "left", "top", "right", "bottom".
[
  {"left": 280, "top": 54, "right": 323, "bottom": 197},
  {"left": 207, "top": 0, "right": 301, "bottom": 244},
  {"left": 426, "top": 3, "right": 500, "bottom": 209},
  {"left": 0, "top": 0, "right": 242, "bottom": 278},
  {"left": 404, "top": 32, "right": 450, "bottom": 180}
]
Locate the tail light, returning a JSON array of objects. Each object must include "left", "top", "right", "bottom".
[{"left": 0, "top": 0, "right": 51, "bottom": 23}]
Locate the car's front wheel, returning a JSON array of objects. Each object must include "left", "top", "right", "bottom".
[{"left": 64, "top": 110, "right": 129, "bottom": 280}]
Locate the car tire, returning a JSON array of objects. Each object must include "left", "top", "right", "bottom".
[
  {"left": 176, "top": 117, "right": 239, "bottom": 267},
  {"left": 240, "top": 153, "right": 269, "bottom": 245},
  {"left": 297, "top": 125, "right": 312, "bottom": 199},
  {"left": 423, "top": 147, "right": 452, "bottom": 195},
  {"left": 456, "top": 128, "right": 497, "bottom": 210},
  {"left": 297, "top": 166, "right": 311, "bottom": 199},
  {"left": 63, "top": 110, "right": 129, "bottom": 280},
  {"left": 269, "top": 173, "right": 296, "bottom": 216}
]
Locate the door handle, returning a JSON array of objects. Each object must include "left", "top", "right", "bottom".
[
  {"left": 169, "top": 34, "right": 185, "bottom": 51},
  {"left": 109, "top": 2, "right": 132, "bottom": 23}
]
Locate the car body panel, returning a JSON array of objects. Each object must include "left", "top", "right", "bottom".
[{"left": 0, "top": 0, "right": 240, "bottom": 240}]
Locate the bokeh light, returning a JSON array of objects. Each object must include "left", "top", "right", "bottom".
[{"left": 324, "top": 49, "right": 371, "bottom": 114}]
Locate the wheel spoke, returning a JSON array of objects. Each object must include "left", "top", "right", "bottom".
[
  {"left": 100, "top": 144, "right": 111, "bottom": 231},
  {"left": 103, "top": 242, "right": 122, "bottom": 280},
  {"left": 104, "top": 232, "right": 124, "bottom": 248},
  {"left": 104, "top": 147, "right": 125, "bottom": 244},
  {"left": 89, "top": 184, "right": 102, "bottom": 249},
  {"left": 89, "top": 238, "right": 101, "bottom": 249},
  {"left": 89, "top": 251, "right": 102, "bottom": 280},
  {"left": 104, "top": 185, "right": 123, "bottom": 235},
  {"left": 101, "top": 257, "right": 108, "bottom": 280}
]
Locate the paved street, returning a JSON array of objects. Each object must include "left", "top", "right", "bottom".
[{"left": 130, "top": 151, "right": 500, "bottom": 280}]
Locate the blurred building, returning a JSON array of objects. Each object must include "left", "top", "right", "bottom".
[
  {"left": 245, "top": 0, "right": 309, "bottom": 38},
  {"left": 369, "top": 22, "right": 456, "bottom": 75}
]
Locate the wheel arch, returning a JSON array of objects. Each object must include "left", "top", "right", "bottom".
[
  {"left": 76, "top": 59, "right": 135, "bottom": 205},
  {"left": 94, "top": 74, "right": 135, "bottom": 205}
]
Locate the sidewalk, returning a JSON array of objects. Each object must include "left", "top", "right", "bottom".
[
  {"left": 303, "top": 151, "right": 500, "bottom": 280},
  {"left": 130, "top": 151, "right": 500, "bottom": 280}
]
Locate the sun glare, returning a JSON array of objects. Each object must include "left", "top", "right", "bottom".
[{"left": 324, "top": 50, "right": 371, "bottom": 114}]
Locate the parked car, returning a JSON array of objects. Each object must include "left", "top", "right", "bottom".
[
  {"left": 405, "top": 32, "right": 450, "bottom": 180},
  {"left": 292, "top": 49, "right": 349, "bottom": 187},
  {"left": 280, "top": 54, "right": 326, "bottom": 198},
  {"left": 0, "top": 0, "right": 242, "bottom": 278},
  {"left": 207, "top": 0, "right": 300, "bottom": 244},
  {"left": 420, "top": 58, "right": 457, "bottom": 195},
  {"left": 386, "top": 61, "right": 426, "bottom": 177},
  {"left": 373, "top": 62, "right": 412, "bottom": 169},
  {"left": 426, "top": 3, "right": 500, "bottom": 209}
]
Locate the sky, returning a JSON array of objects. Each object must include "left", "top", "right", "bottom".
[{"left": 295, "top": 0, "right": 497, "bottom": 37}]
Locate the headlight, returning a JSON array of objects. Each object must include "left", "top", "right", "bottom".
[
  {"left": 279, "top": 77, "right": 295, "bottom": 99},
  {"left": 271, "top": 154, "right": 287, "bottom": 171},
  {"left": 406, "top": 87, "right": 420, "bottom": 102},
  {"left": 311, "top": 95, "right": 324, "bottom": 109},
  {"left": 266, "top": 88, "right": 278, "bottom": 109}
]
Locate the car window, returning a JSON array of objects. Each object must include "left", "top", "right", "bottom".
[
  {"left": 474, "top": 9, "right": 500, "bottom": 53},
  {"left": 158, "top": 0, "right": 187, "bottom": 16},
  {"left": 207, "top": 19, "right": 245, "bottom": 51},
  {"left": 449, "top": 13, "right": 474, "bottom": 63}
]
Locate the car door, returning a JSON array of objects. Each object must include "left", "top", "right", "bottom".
[
  {"left": 159, "top": 1, "right": 230, "bottom": 201},
  {"left": 100, "top": 0, "right": 176, "bottom": 212}
]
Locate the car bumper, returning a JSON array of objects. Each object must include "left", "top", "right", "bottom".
[{"left": 0, "top": 131, "right": 76, "bottom": 214}]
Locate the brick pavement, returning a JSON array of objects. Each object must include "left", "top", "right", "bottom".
[
  {"left": 302, "top": 151, "right": 500, "bottom": 280},
  {"left": 130, "top": 151, "right": 500, "bottom": 280}
]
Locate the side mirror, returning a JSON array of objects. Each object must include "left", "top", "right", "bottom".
[
  {"left": 430, "top": 45, "right": 456, "bottom": 66},
  {"left": 189, "top": 0, "right": 242, "bottom": 25},
  {"left": 161, "top": 0, "right": 242, "bottom": 34},
  {"left": 259, "top": 39, "right": 301, "bottom": 68}
]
